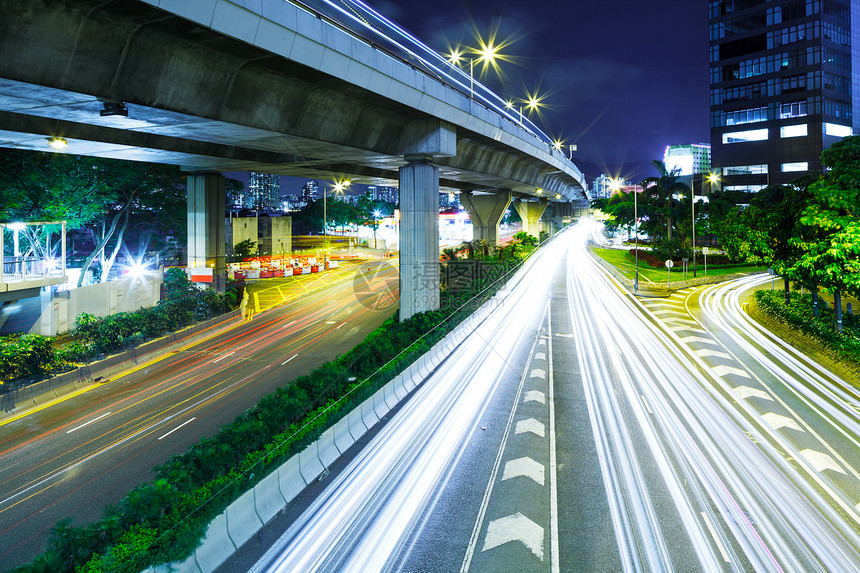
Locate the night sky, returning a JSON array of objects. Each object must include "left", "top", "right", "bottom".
[
  {"left": 380, "top": 0, "right": 710, "bottom": 182},
  {"left": 241, "top": 0, "right": 709, "bottom": 194}
]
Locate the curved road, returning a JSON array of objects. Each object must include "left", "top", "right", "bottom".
[{"left": 241, "top": 222, "right": 860, "bottom": 572}]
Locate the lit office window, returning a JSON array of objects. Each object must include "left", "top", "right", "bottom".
[
  {"left": 780, "top": 124, "right": 808, "bottom": 138},
  {"left": 722, "top": 129, "right": 769, "bottom": 144},
  {"left": 782, "top": 162, "right": 809, "bottom": 172},
  {"left": 722, "top": 164, "right": 768, "bottom": 175},
  {"left": 824, "top": 123, "right": 852, "bottom": 137}
]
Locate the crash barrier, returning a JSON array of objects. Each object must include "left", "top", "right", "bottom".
[
  {"left": 146, "top": 284, "right": 503, "bottom": 573},
  {"left": 3, "top": 310, "right": 243, "bottom": 415}
]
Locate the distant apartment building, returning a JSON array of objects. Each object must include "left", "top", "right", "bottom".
[
  {"left": 709, "top": 0, "right": 859, "bottom": 192},
  {"left": 300, "top": 180, "right": 320, "bottom": 203},
  {"left": 247, "top": 172, "right": 281, "bottom": 211},
  {"left": 366, "top": 185, "right": 399, "bottom": 204},
  {"left": 663, "top": 144, "right": 712, "bottom": 176},
  {"left": 592, "top": 174, "right": 614, "bottom": 199}
]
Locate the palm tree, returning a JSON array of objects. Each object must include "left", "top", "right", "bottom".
[{"left": 641, "top": 160, "right": 690, "bottom": 243}]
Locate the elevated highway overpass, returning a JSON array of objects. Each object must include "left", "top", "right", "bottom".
[{"left": 0, "top": 0, "right": 587, "bottom": 319}]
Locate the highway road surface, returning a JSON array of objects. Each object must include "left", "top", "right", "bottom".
[
  {"left": 0, "top": 261, "right": 398, "bottom": 570},
  {"left": 236, "top": 221, "right": 860, "bottom": 573}
]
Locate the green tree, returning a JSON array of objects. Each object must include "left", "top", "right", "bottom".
[
  {"left": 790, "top": 136, "right": 860, "bottom": 330},
  {"left": 0, "top": 149, "right": 187, "bottom": 286},
  {"left": 641, "top": 160, "right": 690, "bottom": 244},
  {"left": 233, "top": 238, "right": 257, "bottom": 258}
]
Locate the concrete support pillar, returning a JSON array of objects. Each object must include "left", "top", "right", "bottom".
[
  {"left": 460, "top": 190, "right": 512, "bottom": 247},
  {"left": 187, "top": 173, "right": 226, "bottom": 292},
  {"left": 515, "top": 198, "right": 548, "bottom": 239},
  {"left": 399, "top": 157, "right": 440, "bottom": 321}
]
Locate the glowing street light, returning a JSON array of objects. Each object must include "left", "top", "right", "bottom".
[
  {"left": 447, "top": 39, "right": 502, "bottom": 98},
  {"left": 324, "top": 179, "right": 350, "bottom": 270}
]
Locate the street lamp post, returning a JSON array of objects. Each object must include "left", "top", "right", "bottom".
[
  {"left": 324, "top": 180, "right": 349, "bottom": 270},
  {"left": 611, "top": 178, "right": 638, "bottom": 291},
  {"left": 691, "top": 177, "right": 696, "bottom": 278},
  {"left": 448, "top": 42, "right": 500, "bottom": 99}
]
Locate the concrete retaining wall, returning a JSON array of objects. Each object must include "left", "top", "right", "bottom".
[{"left": 32, "top": 274, "right": 163, "bottom": 336}]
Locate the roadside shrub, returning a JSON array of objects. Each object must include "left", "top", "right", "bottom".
[{"left": 754, "top": 289, "right": 860, "bottom": 364}]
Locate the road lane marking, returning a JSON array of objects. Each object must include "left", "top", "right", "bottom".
[
  {"left": 482, "top": 513, "right": 544, "bottom": 560},
  {"left": 701, "top": 512, "right": 731, "bottom": 562},
  {"left": 158, "top": 417, "right": 196, "bottom": 441},
  {"left": 641, "top": 395, "right": 653, "bottom": 414},
  {"left": 534, "top": 352, "right": 546, "bottom": 360},
  {"left": 325, "top": 321, "right": 336, "bottom": 324},
  {"left": 761, "top": 412, "right": 803, "bottom": 432},
  {"left": 547, "top": 305, "right": 560, "bottom": 573},
  {"left": 523, "top": 390, "right": 545, "bottom": 404},
  {"left": 530, "top": 369, "right": 545, "bottom": 380},
  {"left": 66, "top": 412, "right": 112, "bottom": 434},
  {"left": 734, "top": 386, "right": 774, "bottom": 401},
  {"left": 712, "top": 364, "right": 751, "bottom": 379},
  {"left": 336, "top": 322, "right": 346, "bottom": 330},
  {"left": 502, "top": 457, "right": 545, "bottom": 486},
  {"left": 554, "top": 333, "right": 572, "bottom": 338},
  {"left": 281, "top": 354, "right": 299, "bottom": 365},
  {"left": 212, "top": 351, "right": 235, "bottom": 363},
  {"left": 515, "top": 418, "right": 545, "bottom": 437},
  {"left": 280, "top": 320, "right": 297, "bottom": 329},
  {"left": 800, "top": 449, "right": 846, "bottom": 474}
]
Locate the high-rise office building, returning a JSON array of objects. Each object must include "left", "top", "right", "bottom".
[
  {"left": 709, "top": 0, "right": 858, "bottom": 192},
  {"left": 247, "top": 172, "right": 280, "bottom": 211}
]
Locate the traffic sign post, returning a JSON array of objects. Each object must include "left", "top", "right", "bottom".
[
  {"left": 666, "top": 259, "right": 674, "bottom": 286},
  {"left": 702, "top": 247, "right": 709, "bottom": 275}
]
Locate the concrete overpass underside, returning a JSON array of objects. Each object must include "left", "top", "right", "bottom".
[{"left": 0, "top": 0, "right": 587, "bottom": 319}]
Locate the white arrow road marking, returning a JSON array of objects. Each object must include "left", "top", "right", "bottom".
[
  {"left": 530, "top": 369, "right": 546, "bottom": 380},
  {"left": 652, "top": 309, "right": 688, "bottom": 317},
  {"left": 502, "top": 457, "right": 546, "bottom": 486},
  {"left": 800, "top": 449, "right": 846, "bottom": 474},
  {"left": 713, "top": 364, "right": 751, "bottom": 379},
  {"left": 534, "top": 352, "right": 546, "bottom": 360},
  {"left": 734, "top": 386, "right": 774, "bottom": 401},
  {"left": 523, "top": 390, "right": 545, "bottom": 404},
  {"left": 665, "top": 319, "right": 701, "bottom": 328},
  {"left": 679, "top": 335, "right": 717, "bottom": 345},
  {"left": 516, "top": 418, "right": 545, "bottom": 438},
  {"left": 695, "top": 348, "right": 733, "bottom": 359},
  {"left": 761, "top": 412, "right": 803, "bottom": 432},
  {"left": 539, "top": 338, "right": 547, "bottom": 345},
  {"left": 482, "top": 513, "right": 544, "bottom": 560},
  {"left": 668, "top": 324, "right": 708, "bottom": 334}
]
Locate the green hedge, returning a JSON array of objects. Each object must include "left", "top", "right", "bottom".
[
  {"left": 12, "top": 257, "right": 523, "bottom": 573},
  {"left": 754, "top": 289, "right": 860, "bottom": 365}
]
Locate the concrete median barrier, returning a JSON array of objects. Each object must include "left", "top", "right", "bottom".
[
  {"left": 360, "top": 395, "right": 379, "bottom": 430},
  {"left": 348, "top": 407, "right": 368, "bottom": 441},
  {"left": 372, "top": 387, "right": 390, "bottom": 419},
  {"left": 317, "top": 427, "right": 340, "bottom": 468},
  {"left": 278, "top": 455, "right": 307, "bottom": 503},
  {"left": 333, "top": 416, "right": 356, "bottom": 453},
  {"left": 192, "top": 513, "right": 235, "bottom": 573},
  {"left": 226, "top": 489, "right": 262, "bottom": 549},
  {"left": 254, "top": 471, "right": 286, "bottom": 524},
  {"left": 298, "top": 442, "right": 325, "bottom": 483}
]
